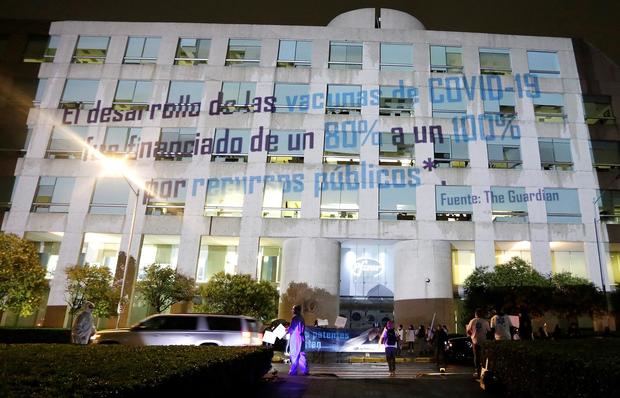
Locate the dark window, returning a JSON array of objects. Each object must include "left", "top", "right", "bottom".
[
  {"left": 140, "top": 316, "right": 197, "bottom": 330},
  {"left": 23, "top": 35, "right": 49, "bottom": 63},
  {"left": 207, "top": 316, "right": 242, "bottom": 331}
]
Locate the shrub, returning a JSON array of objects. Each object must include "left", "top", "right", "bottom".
[{"left": 0, "top": 328, "right": 71, "bottom": 344}]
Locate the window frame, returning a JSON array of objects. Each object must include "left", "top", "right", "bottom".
[
  {"left": 328, "top": 41, "right": 363, "bottom": 70},
  {"left": 72, "top": 36, "right": 110, "bottom": 64},
  {"left": 433, "top": 135, "right": 469, "bottom": 168},
  {"left": 319, "top": 181, "right": 359, "bottom": 220},
  {"left": 174, "top": 38, "right": 210, "bottom": 65},
  {"left": 277, "top": 40, "right": 311, "bottom": 68},
  {"left": 487, "top": 137, "right": 523, "bottom": 169},
  {"left": 123, "top": 36, "right": 161, "bottom": 64},
  {"left": 430, "top": 45, "right": 463, "bottom": 73},
  {"left": 538, "top": 138, "right": 573, "bottom": 171},
  {"left": 479, "top": 48, "right": 512, "bottom": 75},
  {"left": 225, "top": 39, "right": 261, "bottom": 66}
]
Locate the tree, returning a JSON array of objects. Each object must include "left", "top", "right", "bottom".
[
  {"left": 279, "top": 282, "right": 337, "bottom": 325},
  {"left": 0, "top": 233, "right": 47, "bottom": 316},
  {"left": 196, "top": 272, "right": 278, "bottom": 321},
  {"left": 550, "top": 272, "right": 605, "bottom": 319},
  {"left": 65, "top": 264, "right": 120, "bottom": 320},
  {"left": 135, "top": 264, "right": 196, "bottom": 314}
]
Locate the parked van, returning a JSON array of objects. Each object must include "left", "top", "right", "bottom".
[{"left": 91, "top": 314, "right": 262, "bottom": 346}]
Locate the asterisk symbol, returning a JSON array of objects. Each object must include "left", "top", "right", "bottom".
[{"left": 422, "top": 157, "right": 438, "bottom": 171}]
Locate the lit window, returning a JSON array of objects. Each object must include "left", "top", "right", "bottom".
[
  {"left": 258, "top": 244, "right": 281, "bottom": 286},
  {"left": 379, "top": 132, "right": 415, "bottom": 166},
  {"left": 431, "top": 86, "right": 467, "bottom": 118},
  {"left": 320, "top": 181, "right": 359, "bottom": 219},
  {"left": 527, "top": 51, "right": 560, "bottom": 77},
  {"left": 204, "top": 178, "right": 244, "bottom": 217},
  {"left": 379, "top": 184, "right": 416, "bottom": 220},
  {"left": 210, "top": 128, "right": 250, "bottom": 162},
  {"left": 483, "top": 90, "right": 516, "bottom": 117},
  {"left": 452, "top": 248, "right": 476, "bottom": 287},
  {"left": 430, "top": 45, "right": 463, "bottom": 73},
  {"left": 539, "top": 138, "right": 573, "bottom": 170},
  {"left": 435, "top": 185, "right": 473, "bottom": 221},
  {"left": 262, "top": 181, "right": 301, "bottom": 218},
  {"left": 479, "top": 48, "right": 511, "bottom": 75},
  {"left": 545, "top": 188, "right": 581, "bottom": 223},
  {"left": 274, "top": 83, "right": 309, "bottom": 112},
  {"left": 329, "top": 41, "right": 362, "bottom": 70},
  {"left": 46, "top": 126, "right": 90, "bottom": 159},
  {"left": 174, "top": 38, "right": 210, "bottom": 65},
  {"left": 31, "top": 176, "right": 75, "bottom": 213},
  {"left": 23, "top": 35, "right": 49, "bottom": 63},
  {"left": 221, "top": 81, "right": 256, "bottom": 112},
  {"left": 167, "top": 81, "right": 203, "bottom": 104},
  {"left": 72, "top": 36, "right": 109, "bottom": 64},
  {"left": 137, "top": 235, "right": 180, "bottom": 280},
  {"left": 379, "top": 85, "right": 415, "bottom": 116},
  {"left": 112, "top": 80, "right": 152, "bottom": 110},
  {"left": 495, "top": 244, "right": 531, "bottom": 265},
  {"left": 89, "top": 178, "right": 130, "bottom": 215},
  {"left": 196, "top": 237, "right": 238, "bottom": 282},
  {"left": 123, "top": 37, "right": 160, "bottom": 64},
  {"left": 277, "top": 40, "right": 311, "bottom": 68},
  {"left": 488, "top": 136, "right": 522, "bottom": 169},
  {"left": 59, "top": 79, "right": 99, "bottom": 109},
  {"left": 534, "top": 93, "right": 564, "bottom": 122},
  {"left": 145, "top": 179, "right": 186, "bottom": 216},
  {"left": 598, "top": 190, "right": 620, "bottom": 224},
  {"left": 434, "top": 135, "right": 469, "bottom": 168},
  {"left": 80, "top": 233, "right": 121, "bottom": 276},
  {"left": 43, "top": 36, "right": 60, "bottom": 63},
  {"left": 489, "top": 186, "right": 528, "bottom": 222},
  {"left": 551, "top": 249, "right": 587, "bottom": 279},
  {"left": 590, "top": 140, "right": 620, "bottom": 170},
  {"left": 380, "top": 43, "right": 413, "bottom": 71},
  {"left": 24, "top": 232, "right": 63, "bottom": 279},
  {"left": 325, "top": 84, "right": 362, "bottom": 114},
  {"left": 225, "top": 39, "right": 261, "bottom": 66},
  {"left": 267, "top": 130, "right": 307, "bottom": 163},
  {"left": 155, "top": 128, "right": 195, "bottom": 161},
  {"left": 610, "top": 251, "right": 620, "bottom": 284},
  {"left": 102, "top": 127, "right": 141, "bottom": 158},
  {"left": 583, "top": 95, "right": 616, "bottom": 125}
]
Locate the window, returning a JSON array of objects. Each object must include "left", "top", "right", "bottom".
[
  {"left": 25, "top": 232, "right": 63, "bottom": 279},
  {"left": 72, "top": 36, "right": 109, "bottom": 64},
  {"left": 328, "top": 41, "right": 362, "bottom": 70},
  {"left": 210, "top": 128, "right": 250, "bottom": 162},
  {"left": 379, "top": 184, "right": 416, "bottom": 220},
  {"left": 479, "top": 48, "right": 511, "bottom": 75},
  {"left": 488, "top": 136, "right": 522, "bottom": 169},
  {"left": 46, "top": 126, "right": 90, "bottom": 159},
  {"left": 430, "top": 45, "right": 463, "bottom": 73},
  {"left": 137, "top": 235, "right": 179, "bottom": 279},
  {"left": 204, "top": 179, "right": 244, "bottom": 217},
  {"left": 380, "top": 43, "right": 413, "bottom": 71},
  {"left": 483, "top": 90, "right": 516, "bottom": 117},
  {"left": 323, "top": 126, "right": 360, "bottom": 165},
  {"left": 436, "top": 185, "right": 473, "bottom": 221},
  {"left": 123, "top": 37, "right": 160, "bottom": 64},
  {"left": 207, "top": 316, "right": 241, "bottom": 331},
  {"left": 59, "top": 79, "right": 99, "bottom": 109},
  {"left": 267, "top": 130, "right": 306, "bottom": 163},
  {"left": 534, "top": 93, "right": 564, "bottom": 122},
  {"left": 89, "top": 178, "right": 130, "bottom": 215},
  {"left": 221, "top": 81, "right": 256, "bottom": 112},
  {"left": 167, "top": 81, "right": 203, "bottom": 104},
  {"left": 320, "top": 182, "right": 359, "bottom": 219},
  {"left": 112, "top": 80, "right": 152, "bottom": 110},
  {"left": 196, "top": 237, "right": 238, "bottom": 282},
  {"left": 225, "top": 39, "right": 260, "bottom": 66},
  {"left": 145, "top": 179, "right": 186, "bottom": 216},
  {"left": 489, "top": 186, "right": 528, "bottom": 222},
  {"left": 325, "top": 84, "right": 362, "bottom": 114},
  {"left": 551, "top": 250, "right": 587, "bottom": 279},
  {"left": 102, "top": 127, "right": 141, "bottom": 158},
  {"left": 539, "top": 138, "right": 573, "bottom": 170},
  {"left": 262, "top": 181, "right": 301, "bottom": 218},
  {"left": 545, "top": 188, "right": 581, "bottom": 223},
  {"left": 258, "top": 244, "right": 281, "bottom": 285},
  {"left": 591, "top": 140, "right": 620, "bottom": 170},
  {"left": 33, "top": 79, "right": 47, "bottom": 106},
  {"left": 43, "top": 36, "right": 60, "bottom": 63},
  {"left": 527, "top": 51, "right": 560, "bottom": 77},
  {"left": 379, "top": 132, "right": 414, "bottom": 166},
  {"left": 379, "top": 85, "right": 415, "bottom": 116},
  {"left": 0, "top": 176, "right": 16, "bottom": 209},
  {"left": 452, "top": 248, "right": 476, "bottom": 287},
  {"left": 277, "top": 40, "right": 311, "bottom": 67},
  {"left": 434, "top": 135, "right": 469, "bottom": 168},
  {"left": 431, "top": 87, "right": 467, "bottom": 118},
  {"left": 273, "top": 83, "right": 309, "bottom": 112},
  {"left": 31, "top": 177, "right": 75, "bottom": 213},
  {"left": 583, "top": 95, "right": 616, "bottom": 125},
  {"left": 23, "top": 35, "right": 49, "bottom": 63},
  {"left": 155, "top": 128, "right": 195, "bottom": 161},
  {"left": 495, "top": 242, "right": 531, "bottom": 264},
  {"left": 174, "top": 38, "right": 210, "bottom": 65},
  {"left": 610, "top": 251, "right": 620, "bottom": 285},
  {"left": 598, "top": 190, "right": 620, "bottom": 223}
]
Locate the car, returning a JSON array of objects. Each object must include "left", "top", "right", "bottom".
[
  {"left": 444, "top": 335, "right": 474, "bottom": 363},
  {"left": 91, "top": 313, "right": 263, "bottom": 346}
]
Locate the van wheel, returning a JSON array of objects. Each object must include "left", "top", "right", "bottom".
[{"left": 201, "top": 343, "right": 218, "bottom": 346}]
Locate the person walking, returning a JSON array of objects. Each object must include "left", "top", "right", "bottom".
[
  {"left": 466, "top": 308, "right": 491, "bottom": 379},
  {"left": 71, "top": 301, "right": 96, "bottom": 344},
  {"left": 380, "top": 320, "right": 399, "bottom": 376},
  {"left": 288, "top": 304, "right": 309, "bottom": 376}
]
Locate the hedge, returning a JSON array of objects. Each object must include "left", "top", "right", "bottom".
[
  {"left": 482, "top": 339, "right": 620, "bottom": 398},
  {"left": 0, "top": 328, "right": 71, "bottom": 344},
  {"left": 0, "top": 345, "right": 273, "bottom": 397}
]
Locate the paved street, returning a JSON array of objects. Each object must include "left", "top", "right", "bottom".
[{"left": 252, "top": 362, "right": 487, "bottom": 397}]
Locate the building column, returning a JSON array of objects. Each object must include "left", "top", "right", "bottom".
[
  {"left": 393, "top": 240, "right": 454, "bottom": 329},
  {"left": 278, "top": 238, "right": 340, "bottom": 325}
]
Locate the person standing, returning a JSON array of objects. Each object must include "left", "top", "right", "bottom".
[
  {"left": 288, "top": 304, "right": 309, "bottom": 376},
  {"left": 466, "top": 308, "right": 491, "bottom": 378},
  {"left": 432, "top": 325, "right": 449, "bottom": 372},
  {"left": 518, "top": 308, "right": 533, "bottom": 340},
  {"left": 396, "top": 324, "right": 405, "bottom": 356},
  {"left": 406, "top": 325, "right": 416, "bottom": 353},
  {"left": 380, "top": 320, "right": 399, "bottom": 376},
  {"left": 71, "top": 301, "right": 96, "bottom": 345},
  {"left": 490, "top": 309, "right": 512, "bottom": 341}
]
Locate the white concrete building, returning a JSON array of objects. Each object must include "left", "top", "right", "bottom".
[{"left": 2, "top": 8, "right": 619, "bottom": 329}]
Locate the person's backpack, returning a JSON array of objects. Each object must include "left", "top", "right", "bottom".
[{"left": 386, "top": 328, "right": 398, "bottom": 346}]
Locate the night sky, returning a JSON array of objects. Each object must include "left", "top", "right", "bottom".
[{"left": 3, "top": 0, "right": 620, "bottom": 64}]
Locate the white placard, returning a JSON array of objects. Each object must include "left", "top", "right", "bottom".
[
  {"left": 317, "top": 318, "right": 329, "bottom": 327},
  {"left": 273, "top": 323, "right": 287, "bottom": 339},
  {"left": 335, "top": 316, "right": 347, "bottom": 329},
  {"left": 262, "top": 330, "right": 276, "bottom": 344}
]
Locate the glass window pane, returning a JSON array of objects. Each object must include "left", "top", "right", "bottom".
[
  {"left": 295, "top": 41, "right": 312, "bottom": 61},
  {"left": 534, "top": 92, "right": 563, "bottom": 106},
  {"left": 62, "top": 80, "right": 99, "bottom": 102},
  {"left": 554, "top": 140, "right": 572, "bottom": 162},
  {"left": 381, "top": 43, "right": 413, "bottom": 66},
  {"left": 436, "top": 185, "right": 473, "bottom": 212},
  {"left": 379, "top": 184, "right": 416, "bottom": 211},
  {"left": 125, "top": 37, "right": 144, "bottom": 57},
  {"left": 269, "top": 130, "right": 305, "bottom": 156},
  {"left": 479, "top": 48, "right": 511, "bottom": 70},
  {"left": 77, "top": 36, "right": 109, "bottom": 51},
  {"left": 327, "top": 85, "right": 361, "bottom": 107},
  {"left": 143, "top": 38, "right": 161, "bottom": 58},
  {"left": 278, "top": 40, "right": 296, "bottom": 61},
  {"left": 491, "top": 186, "right": 527, "bottom": 212},
  {"left": 91, "top": 178, "right": 130, "bottom": 206},
  {"left": 528, "top": 51, "right": 560, "bottom": 74},
  {"left": 545, "top": 188, "right": 580, "bottom": 215},
  {"left": 430, "top": 46, "right": 447, "bottom": 66},
  {"left": 115, "top": 80, "right": 136, "bottom": 102},
  {"left": 168, "top": 81, "right": 203, "bottom": 103}
]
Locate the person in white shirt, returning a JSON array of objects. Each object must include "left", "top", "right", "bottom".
[
  {"left": 406, "top": 325, "right": 416, "bottom": 353},
  {"left": 466, "top": 308, "right": 491, "bottom": 378},
  {"left": 490, "top": 309, "right": 513, "bottom": 341}
]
